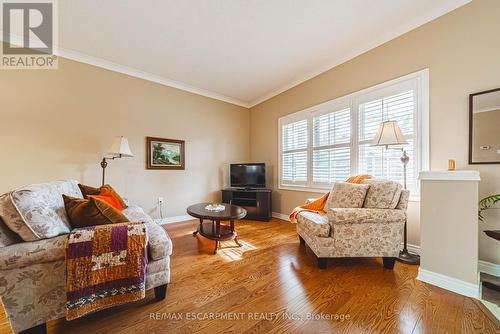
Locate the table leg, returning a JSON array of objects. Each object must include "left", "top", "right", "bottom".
[
  {"left": 193, "top": 218, "right": 202, "bottom": 236},
  {"left": 234, "top": 237, "right": 243, "bottom": 247},
  {"left": 213, "top": 240, "right": 219, "bottom": 254},
  {"left": 215, "top": 220, "right": 221, "bottom": 237},
  {"left": 231, "top": 220, "right": 243, "bottom": 247}
]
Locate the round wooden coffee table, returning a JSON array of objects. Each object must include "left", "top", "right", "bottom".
[{"left": 187, "top": 203, "right": 247, "bottom": 254}]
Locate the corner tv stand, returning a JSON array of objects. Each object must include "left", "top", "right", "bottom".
[{"left": 221, "top": 188, "right": 272, "bottom": 221}]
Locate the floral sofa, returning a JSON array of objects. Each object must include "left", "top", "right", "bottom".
[
  {"left": 0, "top": 180, "right": 172, "bottom": 334},
  {"left": 296, "top": 179, "right": 409, "bottom": 269}
]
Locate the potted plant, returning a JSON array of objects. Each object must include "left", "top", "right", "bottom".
[{"left": 479, "top": 193, "right": 500, "bottom": 241}]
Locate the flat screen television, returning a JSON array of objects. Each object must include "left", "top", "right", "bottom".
[{"left": 230, "top": 163, "right": 266, "bottom": 188}]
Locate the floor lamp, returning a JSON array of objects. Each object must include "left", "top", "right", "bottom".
[
  {"left": 371, "top": 120, "right": 420, "bottom": 265},
  {"left": 101, "top": 136, "right": 134, "bottom": 186}
]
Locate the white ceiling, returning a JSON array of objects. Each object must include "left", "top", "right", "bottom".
[{"left": 56, "top": 0, "right": 470, "bottom": 107}]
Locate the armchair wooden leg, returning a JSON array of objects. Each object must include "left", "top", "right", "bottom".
[
  {"left": 298, "top": 235, "right": 305, "bottom": 246},
  {"left": 19, "top": 323, "right": 46, "bottom": 334},
  {"left": 154, "top": 283, "right": 168, "bottom": 301},
  {"left": 317, "top": 257, "right": 328, "bottom": 269},
  {"left": 383, "top": 257, "right": 396, "bottom": 269}
]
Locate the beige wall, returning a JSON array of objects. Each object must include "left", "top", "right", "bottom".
[
  {"left": 249, "top": 0, "right": 500, "bottom": 263},
  {"left": 0, "top": 57, "right": 250, "bottom": 218}
]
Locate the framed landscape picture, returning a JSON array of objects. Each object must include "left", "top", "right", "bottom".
[{"left": 146, "top": 137, "right": 185, "bottom": 170}]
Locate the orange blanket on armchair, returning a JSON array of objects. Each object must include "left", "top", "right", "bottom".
[{"left": 289, "top": 174, "right": 372, "bottom": 223}]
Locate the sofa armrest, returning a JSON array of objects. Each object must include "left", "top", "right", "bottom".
[
  {"left": 296, "top": 211, "right": 330, "bottom": 237},
  {"left": 0, "top": 235, "right": 67, "bottom": 270},
  {"left": 327, "top": 208, "right": 406, "bottom": 225},
  {"left": 145, "top": 222, "right": 172, "bottom": 260}
]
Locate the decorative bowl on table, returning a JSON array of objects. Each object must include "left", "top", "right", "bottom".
[{"left": 204, "top": 203, "right": 225, "bottom": 212}]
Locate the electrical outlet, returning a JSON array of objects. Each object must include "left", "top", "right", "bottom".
[{"left": 158, "top": 197, "right": 163, "bottom": 204}]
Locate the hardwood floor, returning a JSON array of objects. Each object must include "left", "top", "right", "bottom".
[{"left": 1, "top": 218, "right": 499, "bottom": 333}]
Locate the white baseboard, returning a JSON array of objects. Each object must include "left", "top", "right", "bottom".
[
  {"left": 272, "top": 212, "right": 290, "bottom": 221},
  {"left": 417, "top": 268, "right": 479, "bottom": 298},
  {"left": 478, "top": 260, "right": 500, "bottom": 277},
  {"left": 480, "top": 299, "right": 500, "bottom": 321},
  {"left": 155, "top": 215, "right": 193, "bottom": 225},
  {"left": 400, "top": 243, "right": 421, "bottom": 255}
]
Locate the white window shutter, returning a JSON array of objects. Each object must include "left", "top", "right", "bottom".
[
  {"left": 358, "top": 90, "right": 416, "bottom": 191},
  {"left": 312, "top": 108, "right": 351, "bottom": 184},
  {"left": 281, "top": 119, "right": 308, "bottom": 184}
]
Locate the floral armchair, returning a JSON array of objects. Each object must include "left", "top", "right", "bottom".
[{"left": 296, "top": 179, "right": 409, "bottom": 269}]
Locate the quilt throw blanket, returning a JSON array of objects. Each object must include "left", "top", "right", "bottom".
[{"left": 66, "top": 222, "right": 148, "bottom": 320}]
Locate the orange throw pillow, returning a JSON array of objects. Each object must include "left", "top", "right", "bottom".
[
  {"left": 100, "top": 184, "right": 128, "bottom": 209},
  {"left": 78, "top": 183, "right": 128, "bottom": 210},
  {"left": 88, "top": 188, "right": 123, "bottom": 211}
]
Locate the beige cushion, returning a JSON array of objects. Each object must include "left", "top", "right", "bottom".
[
  {"left": 362, "top": 179, "right": 402, "bottom": 209},
  {"left": 1, "top": 180, "right": 83, "bottom": 241},
  {"left": 327, "top": 182, "right": 370, "bottom": 209},
  {"left": 11, "top": 180, "right": 83, "bottom": 239}
]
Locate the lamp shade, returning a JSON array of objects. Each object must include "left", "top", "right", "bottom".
[
  {"left": 371, "top": 121, "right": 407, "bottom": 147},
  {"left": 107, "top": 136, "right": 134, "bottom": 157}
]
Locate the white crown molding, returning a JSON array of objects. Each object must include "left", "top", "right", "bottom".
[
  {"left": 417, "top": 268, "right": 479, "bottom": 298},
  {"left": 0, "top": 32, "right": 251, "bottom": 108},
  {"left": 57, "top": 48, "right": 252, "bottom": 108},
  {"left": 248, "top": 0, "right": 471, "bottom": 107}
]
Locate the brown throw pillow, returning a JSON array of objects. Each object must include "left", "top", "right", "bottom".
[
  {"left": 63, "top": 195, "right": 130, "bottom": 228},
  {"left": 78, "top": 183, "right": 100, "bottom": 196},
  {"left": 78, "top": 183, "right": 128, "bottom": 209}
]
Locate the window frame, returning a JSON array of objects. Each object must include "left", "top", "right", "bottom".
[
  {"left": 278, "top": 69, "right": 429, "bottom": 201},
  {"left": 280, "top": 119, "right": 309, "bottom": 186}
]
